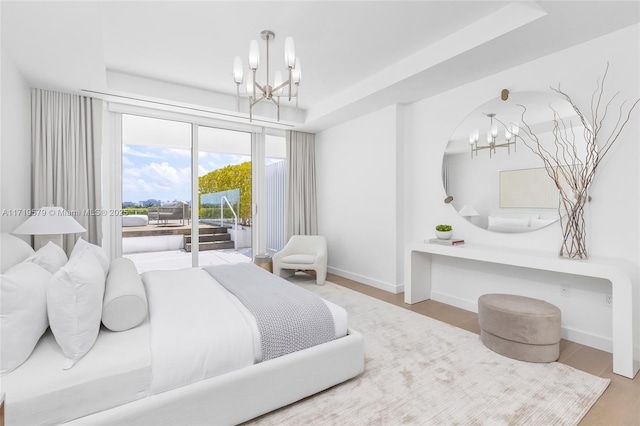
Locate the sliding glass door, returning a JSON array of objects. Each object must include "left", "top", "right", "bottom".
[
  {"left": 121, "top": 115, "right": 193, "bottom": 271},
  {"left": 117, "top": 110, "right": 286, "bottom": 272},
  {"left": 197, "top": 126, "right": 252, "bottom": 267}
]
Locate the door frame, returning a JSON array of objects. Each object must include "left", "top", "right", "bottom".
[{"left": 105, "top": 102, "right": 285, "bottom": 264}]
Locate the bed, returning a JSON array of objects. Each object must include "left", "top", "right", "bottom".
[
  {"left": 486, "top": 212, "right": 559, "bottom": 233},
  {"left": 0, "top": 233, "right": 364, "bottom": 425}
]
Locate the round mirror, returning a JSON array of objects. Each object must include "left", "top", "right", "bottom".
[{"left": 443, "top": 91, "right": 586, "bottom": 233}]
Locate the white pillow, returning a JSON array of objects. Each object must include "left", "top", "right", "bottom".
[
  {"left": 1, "top": 262, "right": 51, "bottom": 375},
  {"left": 1, "top": 232, "right": 35, "bottom": 273},
  {"left": 102, "top": 258, "right": 148, "bottom": 332},
  {"left": 25, "top": 241, "right": 68, "bottom": 274},
  {"left": 488, "top": 216, "right": 531, "bottom": 228},
  {"left": 70, "top": 237, "right": 109, "bottom": 274},
  {"left": 47, "top": 249, "right": 106, "bottom": 369}
]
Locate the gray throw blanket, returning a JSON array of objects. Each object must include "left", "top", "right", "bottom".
[{"left": 203, "top": 263, "right": 336, "bottom": 361}]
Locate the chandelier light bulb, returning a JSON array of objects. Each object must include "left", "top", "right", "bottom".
[
  {"left": 469, "top": 130, "right": 478, "bottom": 145},
  {"left": 292, "top": 57, "right": 302, "bottom": 84},
  {"left": 249, "top": 40, "right": 260, "bottom": 70},
  {"left": 284, "top": 36, "right": 296, "bottom": 68},
  {"left": 233, "top": 56, "right": 244, "bottom": 84},
  {"left": 246, "top": 80, "right": 254, "bottom": 97}
]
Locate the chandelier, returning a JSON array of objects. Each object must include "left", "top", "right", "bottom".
[
  {"left": 469, "top": 113, "right": 519, "bottom": 158},
  {"left": 232, "top": 30, "right": 301, "bottom": 122}
]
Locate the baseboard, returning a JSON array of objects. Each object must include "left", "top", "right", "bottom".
[
  {"left": 431, "top": 291, "right": 614, "bottom": 354},
  {"left": 327, "top": 266, "right": 402, "bottom": 294}
]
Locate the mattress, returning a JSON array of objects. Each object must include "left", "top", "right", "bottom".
[
  {"left": 1, "top": 268, "right": 349, "bottom": 425},
  {"left": 1, "top": 319, "right": 151, "bottom": 426}
]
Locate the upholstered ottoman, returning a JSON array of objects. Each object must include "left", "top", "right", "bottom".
[
  {"left": 478, "top": 294, "right": 561, "bottom": 363},
  {"left": 122, "top": 214, "right": 149, "bottom": 227}
]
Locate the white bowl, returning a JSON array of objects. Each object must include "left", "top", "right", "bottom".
[{"left": 435, "top": 230, "right": 452, "bottom": 240}]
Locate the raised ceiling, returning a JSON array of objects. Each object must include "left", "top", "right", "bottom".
[{"left": 2, "top": 1, "right": 638, "bottom": 131}]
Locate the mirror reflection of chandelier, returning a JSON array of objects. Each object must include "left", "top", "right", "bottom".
[
  {"left": 232, "top": 30, "right": 302, "bottom": 122},
  {"left": 469, "top": 113, "right": 519, "bottom": 158}
]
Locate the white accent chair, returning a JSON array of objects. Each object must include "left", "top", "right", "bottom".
[{"left": 272, "top": 235, "right": 328, "bottom": 285}]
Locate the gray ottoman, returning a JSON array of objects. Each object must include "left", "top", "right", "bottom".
[{"left": 478, "top": 294, "right": 561, "bottom": 363}]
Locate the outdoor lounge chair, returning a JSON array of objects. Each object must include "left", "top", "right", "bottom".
[{"left": 147, "top": 201, "right": 189, "bottom": 226}]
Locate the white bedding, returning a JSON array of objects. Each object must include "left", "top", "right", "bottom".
[
  {"left": 2, "top": 266, "right": 350, "bottom": 425},
  {"left": 143, "top": 267, "right": 348, "bottom": 395},
  {"left": 143, "top": 268, "right": 258, "bottom": 395},
  {"left": 1, "top": 320, "right": 151, "bottom": 426}
]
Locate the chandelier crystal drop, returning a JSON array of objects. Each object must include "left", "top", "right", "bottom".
[{"left": 232, "top": 30, "right": 301, "bottom": 122}]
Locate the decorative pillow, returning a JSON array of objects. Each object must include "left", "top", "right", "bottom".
[
  {"left": 25, "top": 241, "right": 68, "bottom": 274},
  {"left": 491, "top": 213, "right": 539, "bottom": 220},
  {"left": 488, "top": 216, "right": 531, "bottom": 228},
  {"left": 102, "top": 258, "right": 148, "bottom": 332},
  {"left": 47, "top": 249, "right": 106, "bottom": 369},
  {"left": 70, "top": 237, "right": 109, "bottom": 274},
  {"left": 1, "top": 261, "right": 51, "bottom": 375},
  {"left": 1, "top": 232, "right": 35, "bottom": 274},
  {"left": 487, "top": 216, "right": 533, "bottom": 233}
]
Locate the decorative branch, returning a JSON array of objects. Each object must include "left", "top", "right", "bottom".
[{"left": 512, "top": 63, "right": 639, "bottom": 259}]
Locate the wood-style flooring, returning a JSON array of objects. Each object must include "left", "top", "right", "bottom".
[{"left": 328, "top": 273, "right": 640, "bottom": 426}]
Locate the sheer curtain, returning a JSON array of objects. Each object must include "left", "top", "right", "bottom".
[
  {"left": 286, "top": 130, "right": 318, "bottom": 238},
  {"left": 31, "top": 88, "right": 102, "bottom": 253}
]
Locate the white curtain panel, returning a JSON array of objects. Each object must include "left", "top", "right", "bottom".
[
  {"left": 31, "top": 89, "right": 102, "bottom": 254},
  {"left": 286, "top": 131, "right": 318, "bottom": 238}
]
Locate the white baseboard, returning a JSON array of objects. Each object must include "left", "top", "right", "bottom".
[
  {"left": 327, "top": 266, "right": 402, "bottom": 294},
  {"left": 431, "top": 290, "right": 614, "bottom": 354}
]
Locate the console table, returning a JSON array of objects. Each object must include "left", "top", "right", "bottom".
[{"left": 405, "top": 241, "right": 639, "bottom": 379}]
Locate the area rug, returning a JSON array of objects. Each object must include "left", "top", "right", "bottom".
[{"left": 249, "top": 278, "right": 610, "bottom": 426}]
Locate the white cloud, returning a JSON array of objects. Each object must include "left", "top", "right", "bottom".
[
  {"left": 162, "top": 148, "right": 191, "bottom": 157},
  {"left": 122, "top": 144, "right": 162, "bottom": 159},
  {"left": 123, "top": 161, "right": 191, "bottom": 202}
]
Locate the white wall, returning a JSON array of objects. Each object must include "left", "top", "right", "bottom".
[
  {"left": 404, "top": 24, "right": 639, "bottom": 352},
  {"left": 317, "top": 24, "right": 640, "bottom": 353},
  {"left": 316, "top": 105, "right": 403, "bottom": 292},
  {"left": 1, "top": 49, "right": 31, "bottom": 239}
]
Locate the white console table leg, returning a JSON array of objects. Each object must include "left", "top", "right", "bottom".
[{"left": 405, "top": 250, "right": 431, "bottom": 304}]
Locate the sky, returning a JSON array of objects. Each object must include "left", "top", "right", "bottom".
[
  {"left": 122, "top": 144, "right": 250, "bottom": 205},
  {"left": 120, "top": 114, "right": 286, "bottom": 206}
]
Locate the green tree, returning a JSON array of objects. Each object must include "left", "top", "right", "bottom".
[{"left": 198, "top": 162, "right": 252, "bottom": 225}]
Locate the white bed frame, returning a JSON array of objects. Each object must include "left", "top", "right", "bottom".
[
  {"left": 67, "top": 330, "right": 364, "bottom": 425},
  {"left": 1, "top": 233, "right": 365, "bottom": 425}
]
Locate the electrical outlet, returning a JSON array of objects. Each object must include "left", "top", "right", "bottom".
[
  {"left": 561, "top": 285, "right": 570, "bottom": 297},
  {"left": 605, "top": 294, "right": 612, "bottom": 306}
]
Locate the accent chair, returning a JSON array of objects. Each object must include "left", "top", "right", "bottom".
[{"left": 273, "top": 235, "right": 328, "bottom": 285}]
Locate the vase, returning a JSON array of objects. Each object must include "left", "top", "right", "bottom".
[
  {"left": 435, "top": 230, "right": 452, "bottom": 240},
  {"left": 558, "top": 190, "right": 589, "bottom": 259}
]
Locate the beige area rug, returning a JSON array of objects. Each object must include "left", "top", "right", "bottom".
[{"left": 250, "top": 278, "right": 610, "bottom": 426}]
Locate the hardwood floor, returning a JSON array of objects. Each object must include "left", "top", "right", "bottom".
[{"left": 328, "top": 273, "right": 640, "bottom": 426}]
